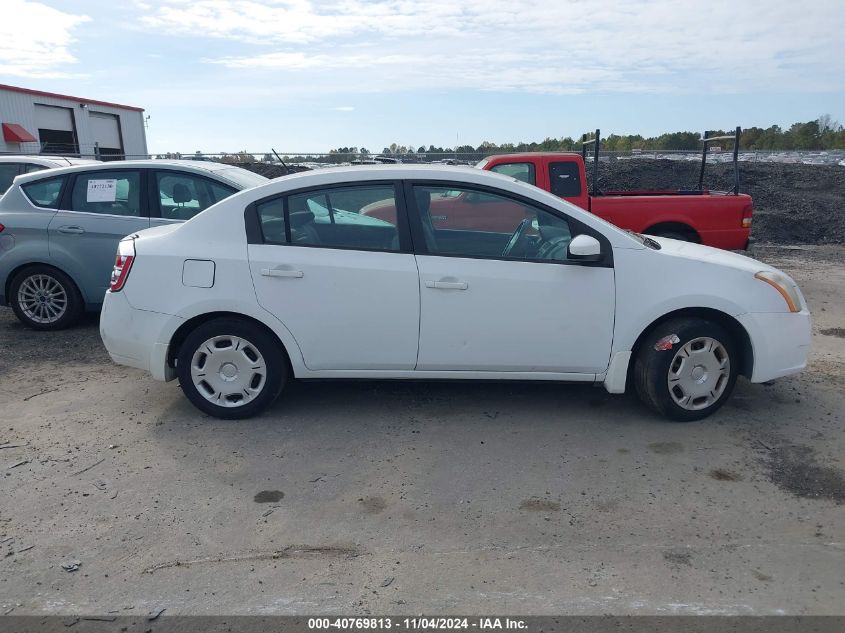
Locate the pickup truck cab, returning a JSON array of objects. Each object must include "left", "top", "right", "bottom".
[
  {"left": 477, "top": 152, "right": 753, "bottom": 250},
  {"left": 361, "top": 129, "right": 753, "bottom": 251}
]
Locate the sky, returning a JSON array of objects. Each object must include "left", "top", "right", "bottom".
[{"left": 1, "top": 0, "right": 843, "bottom": 154}]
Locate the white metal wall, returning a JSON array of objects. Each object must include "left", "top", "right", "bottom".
[{"left": 0, "top": 87, "right": 147, "bottom": 157}]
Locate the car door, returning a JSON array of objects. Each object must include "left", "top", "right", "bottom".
[
  {"left": 246, "top": 181, "right": 420, "bottom": 371},
  {"left": 409, "top": 182, "right": 615, "bottom": 374},
  {"left": 149, "top": 169, "right": 238, "bottom": 225},
  {"left": 47, "top": 168, "right": 149, "bottom": 302}
]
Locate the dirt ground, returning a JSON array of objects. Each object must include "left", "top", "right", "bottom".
[{"left": 0, "top": 245, "right": 843, "bottom": 616}]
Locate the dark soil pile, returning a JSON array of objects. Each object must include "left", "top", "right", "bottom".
[{"left": 592, "top": 159, "right": 845, "bottom": 244}]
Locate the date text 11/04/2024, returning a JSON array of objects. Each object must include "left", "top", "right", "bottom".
[{"left": 308, "top": 618, "right": 527, "bottom": 630}]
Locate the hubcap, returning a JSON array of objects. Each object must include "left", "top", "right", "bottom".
[
  {"left": 667, "top": 337, "right": 731, "bottom": 411},
  {"left": 190, "top": 335, "right": 267, "bottom": 408},
  {"left": 18, "top": 274, "right": 68, "bottom": 324}
]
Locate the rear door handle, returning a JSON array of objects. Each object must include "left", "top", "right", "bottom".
[
  {"left": 261, "top": 267, "right": 304, "bottom": 278},
  {"left": 57, "top": 225, "right": 85, "bottom": 235},
  {"left": 425, "top": 280, "right": 468, "bottom": 290}
]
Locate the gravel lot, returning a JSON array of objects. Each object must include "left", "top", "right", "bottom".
[{"left": 0, "top": 245, "right": 843, "bottom": 616}]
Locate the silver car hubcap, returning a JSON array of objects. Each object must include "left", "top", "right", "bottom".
[
  {"left": 667, "top": 336, "right": 731, "bottom": 411},
  {"left": 18, "top": 274, "right": 68, "bottom": 324},
  {"left": 190, "top": 335, "right": 267, "bottom": 408}
]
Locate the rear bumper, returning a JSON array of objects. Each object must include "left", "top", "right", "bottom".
[
  {"left": 99, "top": 290, "right": 181, "bottom": 381},
  {"left": 737, "top": 310, "right": 812, "bottom": 383}
]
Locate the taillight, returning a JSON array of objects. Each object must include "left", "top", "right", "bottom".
[
  {"left": 110, "top": 238, "right": 135, "bottom": 292},
  {"left": 0, "top": 224, "right": 5, "bottom": 233},
  {"left": 741, "top": 203, "right": 753, "bottom": 229}
]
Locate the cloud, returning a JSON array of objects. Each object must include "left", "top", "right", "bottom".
[
  {"left": 140, "top": 0, "right": 844, "bottom": 95},
  {"left": 332, "top": 106, "right": 355, "bottom": 111},
  {"left": 0, "top": 1, "right": 90, "bottom": 79}
]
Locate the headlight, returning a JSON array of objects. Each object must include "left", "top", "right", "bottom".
[{"left": 754, "top": 271, "right": 802, "bottom": 312}]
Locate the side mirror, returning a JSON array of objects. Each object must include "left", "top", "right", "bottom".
[{"left": 567, "top": 234, "right": 602, "bottom": 261}]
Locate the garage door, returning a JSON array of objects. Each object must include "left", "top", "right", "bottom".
[
  {"left": 89, "top": 112, "right": 123, "bottom": 158},
  {"left": 34, "top": 104, "right": 78, "bottom": 154},
  {"left": 34, "top": 104, "right": 74, "bottom": 131}
]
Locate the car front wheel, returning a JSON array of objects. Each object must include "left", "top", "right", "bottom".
[
  {"left": 176, "top": 318, "right": 288, "bottom": 419},
  {"left": 9, "top": 265, "right": 83, "bottom": 330},
  {"left": 634, "top": 318, "right": 738, "bottom": 422}
]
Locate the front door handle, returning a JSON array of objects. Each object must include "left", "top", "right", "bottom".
[
  {"left": 57, "top": 225, "right": 85, "bottom": 235},
  {"left": 261, "top": 267, "right": 304, "bottom": 278},
  {"left": 425, "top": 280, "right": 468, "bottom": 290}
]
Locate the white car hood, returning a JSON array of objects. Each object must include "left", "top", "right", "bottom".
[{"left": 648, "top": 236, "right": 777, "bottom": 275}]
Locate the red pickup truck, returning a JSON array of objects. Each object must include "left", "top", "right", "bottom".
[{"left": 363, "top": 128, "right": 752, "bottom": 250}]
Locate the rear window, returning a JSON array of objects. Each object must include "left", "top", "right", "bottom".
[
  {"left": 549, "top": 162, "right": 581, "bottom": 197},
  {"left": 21, "top": 176, "right": 65, "bottom": 209}
]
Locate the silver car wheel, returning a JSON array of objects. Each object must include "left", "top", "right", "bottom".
[
  {"left": 190, "top": 335, "right": 267, "bottom": 408},
  {"left": 17, "top": 274, "right": 68, "bottom": 324},
  {"left": 667, "top": 336, "right": 731, "bottom": 411}
]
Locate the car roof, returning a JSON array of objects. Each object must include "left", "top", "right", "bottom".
[
  {"left": 0, "top": 155, "right": 100, "bottom": 167},
  {"left": 480, "top": 152, "right": 582, "bottom": 162},
  {"left": 11, "top": 159, "right": 250, "bottom": 185},
  {"left": 263, "top": 163, "right": 511, "bottom": 184}
]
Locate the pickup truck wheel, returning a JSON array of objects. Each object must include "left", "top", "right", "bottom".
[
  {"left": 634, "top": 318, "right": 738, "bottom": 422},
  {"left": 9, "top": 265, "right": 83, "bottom": 331},
  {"left": 177, "top": 318, "right": 288, "bottom": 420}
]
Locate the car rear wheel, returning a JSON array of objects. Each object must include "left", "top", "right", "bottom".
[
  {"left": 177, "top": 318, "right": 287, "bottom": 419},
  {"left": 633, "top": 318, "right": 738, "bottom": 422},
  {"left": 9, "top": 265, "right": 83, "bottom": 330}
]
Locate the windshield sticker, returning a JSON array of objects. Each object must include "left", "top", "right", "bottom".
[{"left": 87, "top": 179, "right": 117, "bottom": 203}]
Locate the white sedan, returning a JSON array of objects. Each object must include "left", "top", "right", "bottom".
[{"left": 99, "top": 165, "right": 811, "bottom": 421}]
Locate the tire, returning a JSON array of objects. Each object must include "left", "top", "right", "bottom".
[
  {"left": 9, "top": 265, "right": 83, "bottom": 331},
  {"left": 177, "top": 317, "right": 288, "bottom": 419},
  {"left": 634, "top": 318, "right": 738, "bottom": 422}
]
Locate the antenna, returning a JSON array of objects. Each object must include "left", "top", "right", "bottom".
[{"left": 271, "top": 148, "right": 290, "bottom": 175}]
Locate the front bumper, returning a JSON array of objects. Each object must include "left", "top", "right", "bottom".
[
  {"left": 100, "top": 290, "right": 181, "bottom": 381},
  {"left": 737, "top": 310, "right": 812, "bottom": 383}
]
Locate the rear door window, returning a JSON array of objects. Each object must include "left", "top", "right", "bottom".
[
  {"left": 21, "top": 176, "right": 66, "bottom": 209},
  {"left": 549, "top": 161, "right": 581, "bottom": 197},
  {"left": 255, "top": 184, "right": 400, "bottom": 252},
  {"left": 69, "top": 170, "right": 143, "bottom": 216},
  {"left": 489, "top": 162, "right": 536, "bottom": 185},
  {"left": 155, "top": 171, "right": 237, "bottom": 220}
]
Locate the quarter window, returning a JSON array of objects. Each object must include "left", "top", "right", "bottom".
[
  {"left": 257, "top": 185, "right": 400, "bottom": 252},
  {"left": 70, "top": 170, "right": 142, "bottom": 216},
  {"left": 0, "top": 164, "right": 21, "bottom": 194},
  {"left": 156, "top": 172, "right": 236, "bottom": 220},
  {"left": 549, "top": 161, "right": 581, "bottom": 197},
  {"left": 489, "top": 162, "right": 536, "bottom": 185},
  {"left": 21, "top": 176, "right": 65, "bottom": 209},
  {"left": 413, "top": 185, "right": 572, "bottom": 262}
]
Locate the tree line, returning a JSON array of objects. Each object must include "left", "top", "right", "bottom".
[
  {"left": 295, "top": 115, "right": 844, "bottom": 164},
  {"left": 161, "top": 115, "right": 843, "bottom": 165}
]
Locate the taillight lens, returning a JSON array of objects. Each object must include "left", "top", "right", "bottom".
[
  {"left": 741, "top": 203, "right": 753, "bottom": 229},
  {"left": 110, "top": 238, "right": 135, "bottom": 292},
  {"left": 0, "top": 224, "right": 5, "bottom": 233}
]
